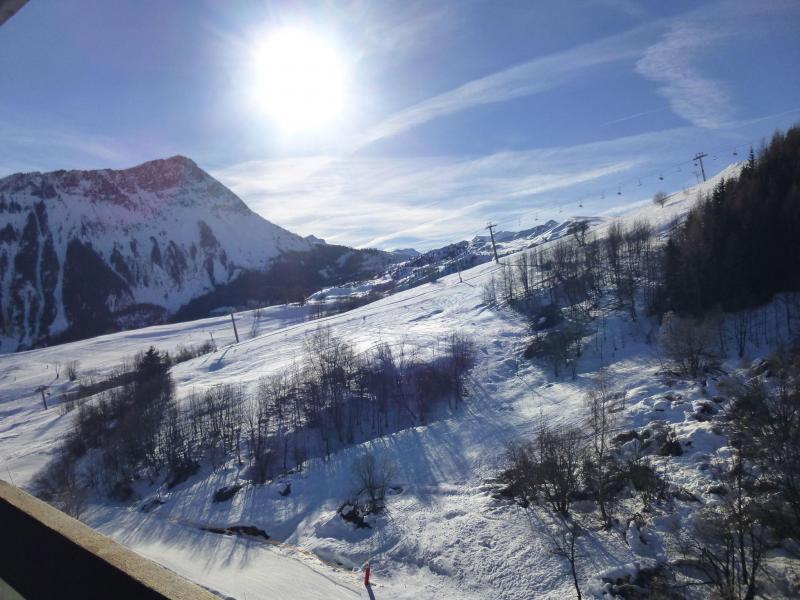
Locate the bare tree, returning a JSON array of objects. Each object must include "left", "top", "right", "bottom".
[
  {"left": 731, "top": 309, "right": 753, "bottom": 358},
  {"left": 503, "top": 423, "right": 586, "bottom": 516},
  {"left": 482, "top": 276, "right": 497, "bottom": 306},
  {"left": 538, "top": 425, "right": 586, "bottom": 515},
  {"left": 445, "top": 331, "right": 476, "bottom": 405},
  {"left": 659, "top": 311, "right": 716, "bottom": 377},
  {"left": 500, "top": 264, "right": 516, "bottom": 304},
  {"left": 66, "top": 360, "right": 80, "bottom": 382},
  {"left": 548, "top": 516, "right": 584, "bottom": 600},
  {"left": 351, "top": 452, "right": 396, "bottom": 514},
  {"left": 568, "top": 220, "right": 590, "bottom": 247},
  {"left": 584, "top": 369, "right": 621, "bottom": 525},
  {"left": 516, "top": 252, "right": 531, "bottom": 298},
  {"left": 653, "top": 191, "right": 669, "bottom": 208}
]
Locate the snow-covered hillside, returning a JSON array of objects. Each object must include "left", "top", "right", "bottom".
[
  {"left": 5, "top": 163, "right": 797, "bottom": 599},
  {"left": 306, "top": 165, "right": 744, "bottom": 311},
  {"left": 0, "top": 156, "right": 311, "bottom": 351},
  {"left": 307, "top": 219, "right": 569, "bottom": 308}
]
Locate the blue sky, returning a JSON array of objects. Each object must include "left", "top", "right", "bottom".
[{"left": 1, "top": 0, "right": 799, "bottom": 250}]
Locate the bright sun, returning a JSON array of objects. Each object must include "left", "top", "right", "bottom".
[{"left": 252, "top": 28, "right": 347, "bottom": 133}]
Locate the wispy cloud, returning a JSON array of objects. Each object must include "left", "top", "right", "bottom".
[
  {"left": 349, "top": 0, "right": 458, "bottom": 58},
  {"left": 0, "top": 116, "right": 131, "bottom": 176},
  {"left": 594, "top": 0, "right": 647, "bottom": 18},
  {"left": 214, "top": 128, "right": 708, "bottom": 250},
  {"left": 635, "top": 22, "right": 733, "bottom": 129},
  {"left": 357, "top": 26, "right": 650, "bottom": 148},
  {"left": 355, "top": 0, "right": 797, "bottom": 145},
  {"left": 597, "top": 108, "right": 666, "bottom": 128}
]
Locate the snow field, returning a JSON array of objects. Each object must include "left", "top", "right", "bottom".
[{"left": 1, "top": 165, "right": 766, "bottom": 598}]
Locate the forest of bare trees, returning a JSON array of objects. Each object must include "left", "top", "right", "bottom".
[{"left": 36, "top": 329, "right": 475, "bottom": 510}]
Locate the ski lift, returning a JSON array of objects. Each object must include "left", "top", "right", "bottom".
[
  {"left": 637, "top": 179, "right": 642, "bottom": 187},
  {"left": 617, "top": 185, "right": 622, "bottom": 196},
  {"left": 578, "top": 200, "right": 584, "bottom": 208},
  {"left": 658, "top": 171, "right": 664, "bottom": 181},
  {"left": 712, "top": 154, "right": 718, "bottom": 160},
  {"left": 732, "top": 147, "right": 739, "bottom": 157}
]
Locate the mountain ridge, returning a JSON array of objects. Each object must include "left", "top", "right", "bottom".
[{"left": 0, "top": 156, "right": 396, "bottom": 351}]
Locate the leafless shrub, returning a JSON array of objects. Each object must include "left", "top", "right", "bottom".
[
  {"left": 173, "top": 340, "right": 216, "bottom": 364},
  {"left": 502, "top": 423, "right": 586, "bottom": 516},
  {"left": 525, "top": 321, "right": 586, "bottom": 379},
  {"left": 678, "top": 454, "right": 765, "bottom": 599},
  {"left": 351, "top": 452, "right": 396, "bottom": 514},
  {"left": 66, "top": 360, "right": 80, "bottom": 382},
  {"left": 33, "top": 451, "right": 89, "bottom": 520},
  {"left": 659, "top": 311, "right": 717, "bottom": 378},
  {"left": 624, "top": 441, "right": 669, "bottom": 512}
]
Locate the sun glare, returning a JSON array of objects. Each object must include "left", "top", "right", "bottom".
[{"left": 251, "top": 28, "right": 347, "bottom": 133}]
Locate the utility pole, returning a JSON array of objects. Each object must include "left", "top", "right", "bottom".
[
  {"left": 229, "top": 312, "right": 239, "bottom": 343},
  {"left": 35, "top": 385, "right": 48, "bottom": 410},
  {"left": 693, "top": 152, "right": 708, "bottom": 182},
  {"left": 486, "top": 223, "right": 500, "bottom": 264}
]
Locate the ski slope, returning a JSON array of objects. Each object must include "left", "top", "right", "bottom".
[{"left": 0, "top": 166, "right": 751, "bottom": 599}]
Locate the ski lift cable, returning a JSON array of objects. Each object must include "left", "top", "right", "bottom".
[{"left": 403, "top": 140, "right": 751, "bottom": 251}]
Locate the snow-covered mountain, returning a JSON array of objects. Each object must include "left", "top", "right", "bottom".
[
  {"left": 0, "top": 156, "right": 398, "bottom": 352},
  {"left": 307, "top": 218, "right": 569, "bottom": 306},
  {"left": 388, "top": 247, "right": 421, "bottom": 260}
]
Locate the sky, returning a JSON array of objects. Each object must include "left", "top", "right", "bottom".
[{"left": 1, "top": 0, "right": 799, "bottom": 250}]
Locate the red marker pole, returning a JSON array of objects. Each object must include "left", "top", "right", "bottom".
[{"left": 364, "top": 563, "right": 371, "bottom": 587}]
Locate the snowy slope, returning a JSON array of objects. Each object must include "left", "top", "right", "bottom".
[
  {"left": 1, "top": 163, "right": 772, "bottom": 599},
  {"left": 303, "top": 170, "right": 737, "bottom": 312},
  {"left": 0, "top": 156, "right": 311, "bottom": 351}
]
